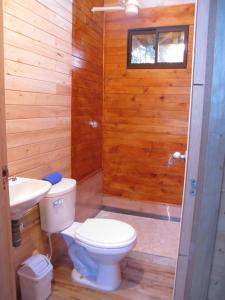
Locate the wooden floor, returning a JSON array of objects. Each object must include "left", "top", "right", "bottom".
[{"left": 50, "top": 252, "right": 176, "bottom": 300}]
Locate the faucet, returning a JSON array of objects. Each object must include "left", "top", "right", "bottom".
[{"left": 8, "top": 175, "right": 17, "bottom": 182}]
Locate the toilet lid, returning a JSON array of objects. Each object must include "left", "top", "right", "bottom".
[
  {"left": 75, "top": 218, "right": 136, "bottom": 249},
  {"left": 46, "top": 178, "right": 76, "bottom": 198}
]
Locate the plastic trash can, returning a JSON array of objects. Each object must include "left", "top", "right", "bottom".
[{"left": 17, "top": 254, "right": 53, "bottom": 300}]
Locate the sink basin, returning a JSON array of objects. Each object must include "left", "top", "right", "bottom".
[{"left": 9, "top": 177, "right": 52, "bottom": 220}]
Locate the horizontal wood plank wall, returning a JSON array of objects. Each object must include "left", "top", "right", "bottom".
[
  {"left": 4, "top": 0, "right": 72, "bottom": 179},
  {"left": 103, "top": 4, "right": 195, "bottom": 205},
  {"left": 71, "top": 0, "right": 103, "bottom": 181},
  {"left": 3, "top": 0, "right": 72, "bottom": 273}
]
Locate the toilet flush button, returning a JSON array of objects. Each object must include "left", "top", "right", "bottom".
[{"left": 53, "top": 198, "right": 64, "bottom": 208}]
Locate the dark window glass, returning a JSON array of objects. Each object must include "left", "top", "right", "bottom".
[
  {"left": 128, "top": 26, "right": 189, "bottom": 69},
  {"left": 131, "top": 33, "right": 156, "bottom": 64}
]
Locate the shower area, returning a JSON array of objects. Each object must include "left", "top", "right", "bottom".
[{"left": 68, "top": 0, "right": 195, "bottom": 297}]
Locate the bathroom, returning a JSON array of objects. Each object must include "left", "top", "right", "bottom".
[{"left": 1, "top": 0, "right": 225, "bottom": 299}]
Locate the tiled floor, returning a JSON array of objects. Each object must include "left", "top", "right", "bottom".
[{"left": 96, "top": 210, "right": 180, "bottom": 259}]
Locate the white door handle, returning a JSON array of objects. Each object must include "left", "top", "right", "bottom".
[
  {"left": 172, "top": 152, "right": 186, "bottom": 160},
  {"left": 168, "top": 152, "right": 186, "bottom": 167}
]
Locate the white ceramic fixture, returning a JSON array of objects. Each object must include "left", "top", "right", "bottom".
[
  {"left": 9, "top": 177, "right": 52, "bottom": 220},
  {"left": 39, "top": 178, "right": 137, "bottom": 291}
]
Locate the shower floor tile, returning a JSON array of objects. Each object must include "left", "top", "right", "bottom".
[{"left": 95, "top": 210, "right": 180, "bottom": 259}]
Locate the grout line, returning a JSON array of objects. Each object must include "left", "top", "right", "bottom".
[{"left": 101, "top": 205, "right": 181, "bottom": 223}]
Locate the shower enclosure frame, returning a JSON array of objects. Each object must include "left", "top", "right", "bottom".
[{"left": 174, "top": 0, "right": 225, "bottom": 299}]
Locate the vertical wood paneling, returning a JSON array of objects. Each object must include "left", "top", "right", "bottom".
[
  {"left": 3, "top": 0, "right": 72, "bottom": 179},
  {"left": 103, "top": 4, "right": 195, "bottom": 205},
  {"left": 71, "top": 0, "right": 104, "bottom": 180}
]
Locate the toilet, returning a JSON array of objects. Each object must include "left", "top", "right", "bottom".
[{"left": 39, "top": 178, "right": 137, "bottom": 291}]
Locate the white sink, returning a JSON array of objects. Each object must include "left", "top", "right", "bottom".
[{"left": 9, "top": 177, "right": 52, "bottom": 220}]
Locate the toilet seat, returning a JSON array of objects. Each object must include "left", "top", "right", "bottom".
[
  {"left": 61, "top": 218, "right": 137, "bottom": 291},
  {"left": 62, "top": 219, "right": 136, "bottom": 249},
  {"left": 75, "top": 218, "right": 136, "bottom": 249}
]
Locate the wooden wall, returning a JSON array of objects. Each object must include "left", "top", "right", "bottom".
[
  {"left": 71, "top": 0, "right": 104, "bottom": 181},
  {"left": 0, "top": 1, "right": 16, "bottom": 297},
  {"left": 103, "top": 4, "right": 195, "bottom": 205},
  {"left": 2, "top": 0, "right": 72, "bottom": 275},
  {"left": 4, "top": 0, "right": 72, "bottom": 179}
]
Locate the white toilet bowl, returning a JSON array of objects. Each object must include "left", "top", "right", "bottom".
[
  {"left": 62, "top": 218, "right": 137, "bottom": 291},
  {"left": 39, "top": 178, "right": 137, "bottom": 292}
]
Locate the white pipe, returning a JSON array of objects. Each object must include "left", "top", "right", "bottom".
[{"left": 91, "top": 6, "right": 125, "bottom": 12}]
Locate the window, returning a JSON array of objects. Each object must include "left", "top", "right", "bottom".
[{"left": 127, "top": 26, "right": 189, "bottom": 69}]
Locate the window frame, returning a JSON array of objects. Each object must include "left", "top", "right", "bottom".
[{"left": 127, "top": 25, "right": 189, "bottom": 69}]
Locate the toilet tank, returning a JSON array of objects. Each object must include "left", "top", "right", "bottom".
[{"left": 39, "top": 178, "right": 76, "bottom": 234}]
